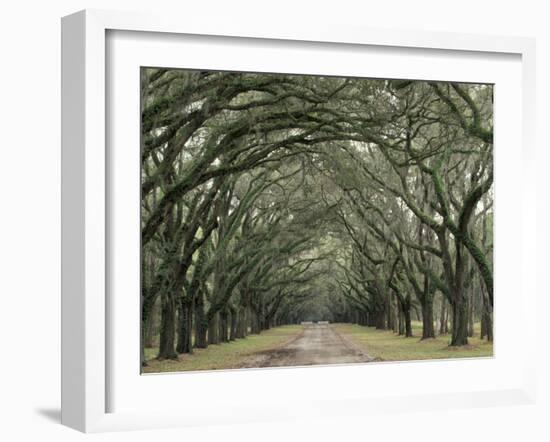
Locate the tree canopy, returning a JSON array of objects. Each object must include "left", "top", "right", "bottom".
[{"left": 140, "top": 68, "right": 493, "bottom": 363}]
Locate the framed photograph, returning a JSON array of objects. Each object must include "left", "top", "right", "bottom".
[{"left": 61, "top": 9, "right": 537, "bottom": 432}]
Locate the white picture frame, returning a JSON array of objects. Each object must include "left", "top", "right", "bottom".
[{"left": 61, "top": 9, "right": 537, "bottom": 433}]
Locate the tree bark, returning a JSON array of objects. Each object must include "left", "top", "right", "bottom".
[
  {"left": 208, "top": 312, "right": 220, "bottom": 344},
  {"left": 480, "top": 283, "right": 493, "bottom": 342},
  {"left": 229, "top": 308, "right": 238, "bottom": 341},
  {"left": 439, "top": 298, "right": 447, "bottom": 335},
  {"left": 220, "top": 309, "right": 230, "bottom": 342},
  {"left": 236, "top": 306, "right": 248, "bottom": 338},
  {"left": 176, "top": 298, "right": 192, "bottom": 354},
  {"left": 468, "top": 292, "right": 475, "bottom": 338},
  {"left": 450, "top": 299, "right": 469, "bottom": 346},
  {"left": 420, "top": 298, "right": 435, "bottom": 339},
  {"left": 144, "top": 297, "right": 158, "bottom": 348},
  {"left": 403, "top": 306, "right": 413, "bottom": 337},
  {"left": 386, "top": 296, "right": 394, "bottom": 330},
  {"left": 157, "top": 290, "right": 178, "bottom": 359},
  {"left": 194, "top": 292, "right": 208, "bottom": 348}
]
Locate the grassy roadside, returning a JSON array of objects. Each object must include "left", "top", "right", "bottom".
[
  {"left": 334, "top": 322, "right": 493, "bottom": 362},
  {"left": 142, "top": 324, "right": 303, "bottom": 374}
]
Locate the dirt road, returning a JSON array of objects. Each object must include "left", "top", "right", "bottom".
[{"left": 242, "top": 323, "right": 373, "bottom": 368}]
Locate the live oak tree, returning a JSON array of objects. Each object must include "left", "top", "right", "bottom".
[{"left": 140, "top": 68, "right": 494, "bottom": 365}]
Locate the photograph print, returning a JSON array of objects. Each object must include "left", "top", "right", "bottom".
[{"left": 140, "top": 68, "right": 493, "bottom": 374}]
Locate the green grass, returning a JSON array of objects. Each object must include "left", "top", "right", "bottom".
[
  {"left": 142, "top": 325, "right": 303, "bottom": 374},
  {"left": 334, "top": 322, "right": 493, "bottom": 362}
]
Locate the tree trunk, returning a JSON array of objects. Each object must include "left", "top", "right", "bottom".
[
  {"left": 439, "top": 298, "right": 447, "bottom": 335},
  {"left": 468, "top": 296, "right": 475, "bottom": 338},
  {"left": 208, "top": 312, "right": 220, "bottom": 344},
  {"left": 144, "top": 297, "right": 158, "bottom": 348},
  {"left": 481, "top": 311, "right": 488, "bottom": 339},
  {"left": 375, "top": 309, "right": 386, "bottom": 330},
  {"left": 141, "top": 289, "right": 159, "bottom": 366},
  {"left": 188, "top": 293, "right": 194, "bottom": 353},
  {"left": 403, "top": 306, "right": 413, "bottom": 337},
  {"left": 250, "top": 308, "right": 261, "bottom": 334},
  {"left": 392, "top": 302, "right": 399, "bottom": 333},
  {"left": 480, "top": 285, "right": 493, "bottom": 342},
  {"left": 420, "top": 298, "right": 435, "bottom": 339},
  {"left": 436, "top": 229, "right": 470, "bottom": 346},
  {"left": 234, "top": 308, "right": 242, "bottom": 339},
  {"left": 235, "top": 307, "right": 247, "bottom": 339},
  {"left": 218, "top": 310, "right": 227, "bottom": 343},
  {"left": 176, "top": 298, "right": 192, "bottom": 354},
  {"left": 230, "top": 309, "right": 238, "bottom": 340},
  {"left": 444, "top": 302, "right": 450, "bottom": 333},
  {"left": 194, "top": 292, "right": 208, "bottom": 348},
  {"left": 484, "top": 310, "right": 493, "bottom": 342},
  {"left": 157, "top": 290, "right": 178, "bottom": 360},
  {"left": 386, "top": 297, "right": 394, "bottom": 330},
  {"left": 450, "top": 300, "right": 469, "bottom": 346}
]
